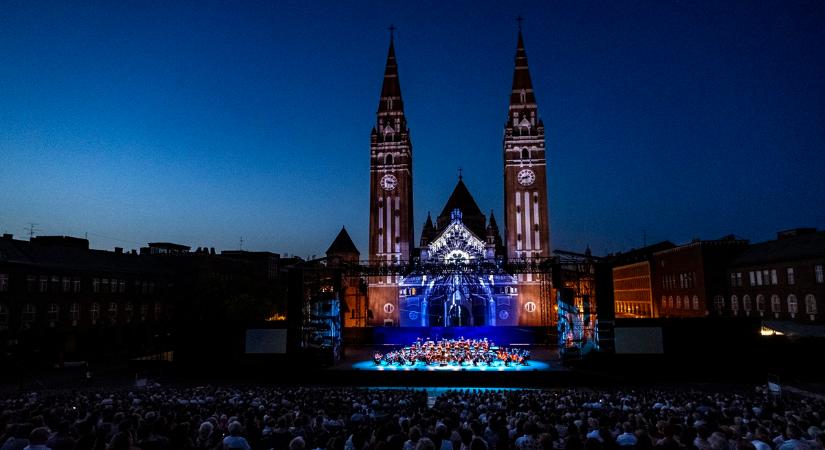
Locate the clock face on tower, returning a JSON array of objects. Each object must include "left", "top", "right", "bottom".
[
  {"left": 517, "top": 169, "right": 536, "bottom": 186},
  {"left": 380, "top": 174, "right": 398, "bottom": 191}
]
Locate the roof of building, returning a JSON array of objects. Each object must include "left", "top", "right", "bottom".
[
  {"left": 438, "top": 178, "right": 484, "bottom": 221},
  {"left": 732, "top": 229, "right": 825, "bottom": 267},
  {"left": 326, "top": 227, "right": 360, "bottom": 256}
]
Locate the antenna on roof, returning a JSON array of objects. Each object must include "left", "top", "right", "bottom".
[
  {"left": 239, "top": 236, "right": 244, "bottom": 250},
  {"left": 24, "top": 222, "right": 40, "bottom": 240}
]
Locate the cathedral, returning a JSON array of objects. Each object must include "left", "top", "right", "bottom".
[{"left": 362, "top": 28, "right": 552, "bottom": 327}]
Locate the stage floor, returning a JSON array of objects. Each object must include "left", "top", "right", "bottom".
[{"left": 337, "top": 346, "right": 565, "bottom": 373}]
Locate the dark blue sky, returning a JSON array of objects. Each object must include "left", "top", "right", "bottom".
[{"left": 1, "top": 1, "right": 824, "bottom": 258}]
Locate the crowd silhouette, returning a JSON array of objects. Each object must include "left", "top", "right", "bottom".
[{"left": 0, "top": 386, "right": 823, "bottom": 450}]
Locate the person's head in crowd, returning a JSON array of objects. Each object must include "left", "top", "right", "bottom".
[
  {"left": 290, "top": 436, "right": 307, "bottom": 450},
  {"left": 417, "top": 437, "right": 436, "bottom": 450}
]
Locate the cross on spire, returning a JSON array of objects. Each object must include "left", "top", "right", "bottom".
[
  {"left": 458, "top": 167, "right": 463, "bottom": 180},
  {"left": 388, "top": 24, "right": 396, "bottom": 41},
  {"left": 516, "top": 15, "right": 524, "bottom": 31}
]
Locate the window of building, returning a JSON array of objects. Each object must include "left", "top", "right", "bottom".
[
  {"left": 743, "top": 295, "right": 752, "bottom": 312},
  {"left": 731, "top": 295, "right": 739, "bottom": 312},
  {"left": 93, "top": 278, "right": 100, "bottom": 293},
  {"left": 524, "top": 301, "right": 537, "bottom": 313},
  {"left": 72, "top": 277, "right": 81, "bottom": 293},
  {"left": 0, "top": 273, "right": 8, "bottom": 292},
  {"left": 787, "top": 295, "right": 798, "bottom": 315},
  {"left": 762, "top": 270, "right": 770, "bottom": 286},
  {"left": 125, "top": 302, "right": 133, "bottom": 322},
  {"left": 0, "top": 304, "right": 8, "bottom": 329},
  {"left": 749, "top": 271, "right": 756, "bottom": 286},
  {"left": 770, "top": 269, "right": 778, "bottom": 285},
  {"left": 692, "top": 295, "right": 699, "bottom": 310},
  {"left": 385, "top": 154, "right": 393, "bottom": 165},
  {"left": 108, "top": 302, "right": 118, "bottom": 321},
  {"left": 140, "top": 304, "right": 149, "bottom": 322},
  {"left": 90, "top": 303, "right": 100, "bottom": 324},
  {"left": 22, "top": 303, "right": 36, "bottom": 326},
  {"left": 521, "top": 148, "right": 530, "bottom": 160},
  {"left": 816, "top": 265, "right": 824, "bottom": 284},
  {"left": 713, "top": 295, "right": 724, "bottom": 312},
  {"left": 47, "top": 303, "right": 59, "bottom": 322},
  {"left": 154, "top": 303, "right": 162, "bottom": 320},
  {"left": 770, "top": 295, "right": 781, "bottom": 313},
  {"left": 119, "top": 280, "right": 126, "bottom": 293},
  {"left": 39, "top": 276, "right": 48, "bottom": 292},
  {"left": 736, "top": 272, "right": 743, "bottom": 287},
  {"left": 755, "top": 271, "right": 763, "bottom": 286},
  {"left": 730, "top": 273, "right": 736, "bottom": 287},
  {"left": 70, "top": 303, "right": 80, "bottom": 324},
  {"left": 676, "top": 296, "right": 682, "bottom": 309},
  {"left": 756, "top": 295, "right": 765, "bottom": 313},
  {"left": 62, "top": 277, "right": 70, "bottom": 292},
  {"left": 668, "top": 297, "right": 673, "bottom": 309},
  {"left": 805, "top": 294, "right": 817, "bottom": 315},
  {"left": 787, "top": 268, "right": 795, "bottom": 285}
]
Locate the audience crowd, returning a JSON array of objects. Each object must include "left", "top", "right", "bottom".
[{"left": 1, "top": 386, "right": 823, "bottom": 450}]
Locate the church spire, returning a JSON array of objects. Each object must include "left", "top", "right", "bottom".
[
  {"left": 378, "top": 29, "right": 404, "bottom": 114},
  {"left": 508, "top": 26, "right": 540, "bottom": 131}
]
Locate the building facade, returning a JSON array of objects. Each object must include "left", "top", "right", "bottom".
[
  {"left": 365, "top": 29, "right": 554, "bottom": 327},
  {"left": 720, "top": 229, "right": 823, "bottom": 323}
]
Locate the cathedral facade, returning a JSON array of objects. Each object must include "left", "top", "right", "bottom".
[{"left": 366, "top": 29, "right": 552, "bottom": 327}]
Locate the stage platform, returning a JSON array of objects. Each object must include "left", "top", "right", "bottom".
[{"left": 321, "top": 345, "right": 573, "bottom": 386}]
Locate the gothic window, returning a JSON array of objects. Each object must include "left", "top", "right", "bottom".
[
  {"left": 385, "top": 154, "right": 394, "bottom": 165},
  {"left": 521, "top": 148, "right": 530, "bottom": 160},
  {"left": 731, "top": 295, "right": 739, "bottom": 313},
  {"left": 787, "top": 267, "right": 795, "bottom": 285},
  {"left": 108, "top": 302, "right": 118, "bottom": 320},
  {"left": 816, "top": 265, "right": 824, "bottom": 284},
  {"left": 520, "top": 89, "right": 526, "bottom": 103},
  {"left": 676, "top": 296, "right": 681, "bottom": 309},
  {"left": 743, "top": 295, "right": 752, "bottom": 312},
  {"left": 756, "top": 295, "right": 766, "bottom": 313}
]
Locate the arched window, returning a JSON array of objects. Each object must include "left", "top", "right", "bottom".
[
  {"left": 521, "top": 148, "right": 530, "bottom": 160},
  {"left": 385, "top": 153, "right": 394, "bottom": 165},
  {"left": 743, "top": 295, "right": 752, "bottom": 312},
  {"left": 676, "top": 296, "right": 682, "bottom": 309},
  {"left": 713, "top": 295, "right": 725, "bottom": 311},
  {"left": 805, "top": 295, "right": 817, "bottom": 315},
  {"left": 692, "top": 295, "right": 699, "bottom": 310},
  {"left": 787, "top": 295, "right": 798, "bottom": 315},
  {"left": 108, "top": 302, "right": 118, "bottom": 321},
  {"left": 668, "top": 296, "right": 673, "bottom": 309},
  {"left": 756, "top": 295, "right": 766, "bottom": 313},
  {"left": 770, "top": 295, "right": 781, "bottom": 313},
  {"left": 731, "top": 295, "right": 739, "bottom": 313}
]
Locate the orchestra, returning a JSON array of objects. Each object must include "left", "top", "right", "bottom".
[{"left": 372, "top": 337, "right": 530, "bottom": 367}]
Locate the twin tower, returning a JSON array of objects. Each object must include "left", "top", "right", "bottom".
[{"left": 366, "top": 29, "right": 552, "bottom": 326}]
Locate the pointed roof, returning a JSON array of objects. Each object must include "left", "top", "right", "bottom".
[
  {"left": 378, "top": 37, "right": 404, "bottom": 112},
  {"left": 438, "top": 178, "right": 484, "bottom": 220},
  {"left": 509, "top": 29, "right": 537, "bottom": 107},
  {"left": 326, "top": 226, "right": 360, "bottom": 256}
]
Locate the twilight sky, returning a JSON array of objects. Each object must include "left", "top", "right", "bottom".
[{"left": 1, "top": 1, "right": 824, "bottom": 258}]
